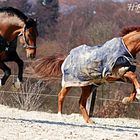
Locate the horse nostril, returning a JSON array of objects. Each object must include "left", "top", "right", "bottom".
[
  {"left": 30, "top": 54, "right": 35, "bottom": 59},
  {"left": 27, "top": 53, "right": 33, "bottom": 59}
]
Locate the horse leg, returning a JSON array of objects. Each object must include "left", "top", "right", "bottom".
[
  {"left": 0, "top": 62, "right": 11, "bottom": 86},
  {"left": 58, "top": 87, "right": 71, "bottom": 115},
  {"left": 122, "top": 71, "right": 140, "bottom": 104},
  {"left": 11, "top": 52, "right": 24, "bottom": 89},
  {"left": 79, "top": 85, "right": 95, "bottom": 124}
]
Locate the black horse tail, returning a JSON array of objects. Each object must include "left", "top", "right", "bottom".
[{"left": 27, "top": 55, "right": 66, "bottom": 79}]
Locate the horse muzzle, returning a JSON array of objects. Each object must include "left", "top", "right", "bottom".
[
  {"left": 27, "top": 53, "right": 35, "bottom": 59},
  {"left": 26, "top": 48, "right": 36, "bottom": 59}
]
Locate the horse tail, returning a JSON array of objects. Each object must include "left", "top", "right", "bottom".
[{"left": 31, "top": 55, "right": 66, "bottom": 79}]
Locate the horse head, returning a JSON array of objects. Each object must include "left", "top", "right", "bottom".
[
  {"left": 19, "top": 18, "right": 38, "bottom": 59},
  {"left": 0, "top": 7, "right": 38, "bottom": 59}
]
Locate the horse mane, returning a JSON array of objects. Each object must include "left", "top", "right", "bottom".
[
  {"left": 120, "top": 26, "right": 140, "bottom": 37},
  {"left": 0, "top": 7, "right": 37, "bottom": 28},
  {"left": 0, "top": 7, "right": 28, "bottom": 21}
]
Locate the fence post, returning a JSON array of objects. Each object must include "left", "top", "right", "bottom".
[{"left": 86, "top": 87, "right": 97, "bottom": 117}]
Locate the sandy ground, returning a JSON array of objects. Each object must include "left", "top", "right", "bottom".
[{"left": 0, "top": 105, "right": 139, "bottom": 140}]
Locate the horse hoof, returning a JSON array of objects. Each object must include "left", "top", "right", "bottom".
[
  {"left": 136, "top": 95, "right": 140, "bottom": 101},
  {"left": 14, "top": 81, "right": 22, "bottom": 89},
  {"left": 87, "top": 118, "right": 95, "bottom": 124},
  {"left": 57, "top": 112, "right": 62, "bottom": 117},
  {"left": 122, "top": 97, "right": 131, "bottom": 104}
]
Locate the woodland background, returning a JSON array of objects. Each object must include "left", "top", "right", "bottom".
[{"left": 0, "top": 0, "right": 140, "bottom": 118}]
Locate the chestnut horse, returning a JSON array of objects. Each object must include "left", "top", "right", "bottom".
[
  {"left": 32, "top": 26, "right": 140, "bottom": 123},
  {"left": 0, "top": 7, "right": 38, "bottom": 88}
]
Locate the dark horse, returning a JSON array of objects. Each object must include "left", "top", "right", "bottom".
[
  {"left": 32, "top": 26, "right": 140, "bottom": 123},
  {"left": 0, "top": 7, "right": 38, "bottom": 88}
]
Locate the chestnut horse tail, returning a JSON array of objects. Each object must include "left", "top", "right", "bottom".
[{"left": 31, "top": 55, "right": 66, "bottom": 79}]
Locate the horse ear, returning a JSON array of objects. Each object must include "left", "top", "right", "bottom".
[
  {"left": 25, "top": 18, "right": 37, "bottom": 28},
  {"left": 34, "top": 18, "right": 39, "bottom": 24}
]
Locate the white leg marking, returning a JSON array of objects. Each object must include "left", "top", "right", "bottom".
[
  {"left": 0, "top": 80, "right": 2, "bottom": 86},
  {"left": 136, "top": 89, "right": 140, "bottom": 100},
  {"left": 14, "top": 78, "right": 22, "bottom": 89}
]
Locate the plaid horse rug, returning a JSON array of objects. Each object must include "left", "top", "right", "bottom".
[{"left": 61, "top": 37, "right": 135, "bottom": 87}]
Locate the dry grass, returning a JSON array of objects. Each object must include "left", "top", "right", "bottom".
[{"left": 11, "top": 79, "right": 48, "bottom": 111}]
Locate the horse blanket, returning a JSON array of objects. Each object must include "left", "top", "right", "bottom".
[{"left": 61, "top": 37, "right": 135, "bottom": 87}]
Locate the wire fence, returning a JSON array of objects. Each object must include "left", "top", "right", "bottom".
[
  {"left": 0, "top": 84, "right": 140, "bottom": 104},
  {"left": 0, "top": 61, "right": 140, "bottom": 118},
  {"left": 0, "top": 72, "right": 140, "bottom": 104}
]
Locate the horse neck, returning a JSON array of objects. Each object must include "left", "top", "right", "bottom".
[
  {"left": 122, "top": 31, "right": 140, "bottom": 57},
  {"left": 0, "top": 15, "right": 24, "bottom": 42},
  {"left": 0, "top": 24, "right": 24, "bottom": 43}
]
